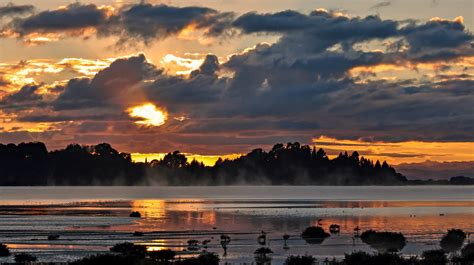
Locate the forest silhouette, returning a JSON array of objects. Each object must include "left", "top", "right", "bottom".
[{"left": 0, "top": 141, "right": 465, "bottom": 186}]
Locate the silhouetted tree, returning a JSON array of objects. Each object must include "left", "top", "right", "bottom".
[
  {"left": 0, "top": 141, "right": 409, "bottom": 186},
  {"left": 440, "top": 229, "right": 466, "bottom": 255}
]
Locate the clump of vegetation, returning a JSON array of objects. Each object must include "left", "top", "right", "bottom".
[
  {"left": 14, "top": 253, "right": 38, "bottom": 263},
  {"left": 440, "top": 229, "right": 466, "bottom": 254},
  {"left": 132, "top": 231, "right": 144, "bottom": 236},
  {"left": 48, "top": 234, "right": 60, "bottom": 240},
  {"left": 301, "top": 226, "right": 330, "bottom": 244},
  {"left": 0, "top": 243, "right": 11, "bottom": 257},
  {"left": 360, "top": 230, "right": 406, "bottom": 252},
  {"left": 129, "top": 211, "right": 141, "bottom": 218},
  {"left": 254, "top": 247, "right": 273, "bottom": 264},
  {"left": 187, "top": 239, "right": 200, "bottom": 251},
  {"left": 110, "top": 242, "right": 146, "bottom": 258},
  {"left": 284, "top": 255, "right": 316, "bottom": 265},
  {"left": 421, "top": 250, "right": 447, "bottom": 265}
]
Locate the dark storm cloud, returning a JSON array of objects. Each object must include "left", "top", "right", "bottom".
[
  {"left": 145, "top": 55, "right": 228, "bottom": 107},
  {"left": 0, "top": 3, "right": 34, "bottom": 18},
  {"left": 230, "top": 9, "right": 473, "bottom": 66},
  {"left": 101, "top": 4, "right": 235, "bottom": 44},
  {"left": 401, "top": 18, "right": 473, "bottom": 54},
  {"left": 53, "top": 54, "right": 160, "bottom": 110},
  {"left": 3, "top": 3, "right": 234, "bottom": 45},
  {"left": 10, "top": 3, "right": 108, "bottom": 34},
  {"left": 190, "top": 54, "right": 220, "bottom": 77},
  {"left": 232, "top": 10, "right": 314, "bottom": 33},
  {"left": 232, "top": 10, "right": 399, "bottom": 46},
  {"left": 231, "top": 10, "right": 473, "bottom": 72},
  {"left": 0, "top": 84, "right": 42, "bottom": 105}
]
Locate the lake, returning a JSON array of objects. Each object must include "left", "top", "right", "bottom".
[{"left": 0, "top": 186, "right": 473, "bottom": 264}]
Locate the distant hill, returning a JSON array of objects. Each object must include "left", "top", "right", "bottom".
[{"left": 395, "top": 161, "right": 474, "bottom": 180}]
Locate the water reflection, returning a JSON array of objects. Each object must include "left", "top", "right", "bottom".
[
  {"left": 0, "top": 198, "right": 473, "bottom": 263},
  {"left": 122, "top": 199, "right": 474, "bottom": 239}
]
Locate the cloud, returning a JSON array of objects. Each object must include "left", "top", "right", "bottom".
[
  {"left": 0, "top": 3, "right": 34, "bottom": 18},
  {"left": 17, "top": 113, "right": 120, "bottom": 123},
  {"left": 2, "top": 2, "right": 472, "bottom": 62},
  {"left": 9, "top": 3, "right": 109, "bottom": 35},
  {"left": 401, "top": 17, "right": 473, "bottom": 57},
  {"left": 233, "top": 9, "right": 399, "bottom": 44},
  {"left": 232, "top": 10, "right": 314, "bottom": 33},
  {"left": 370, "top": 1, "right": 392, "bottom": 10},
  {"left": 0, "top": 84, "right": 42, "bottom": 106},
  {"left": 101, "top": 3, "right": 234, "bottom": 45},
  {"left": 0, "top": 74, "right": 10, "bottom": 87},
  {"left": 53, "top": 54, "right": 160, "bottom": 110},
  {"left": 190, "top": 54, "right": 219, "bottom": 77},
  {"left": 2, "top": 3, "right": 234, "bottom": 45},
  {"left": 1, "top": 5, "right": 473, "bottom": 155}
]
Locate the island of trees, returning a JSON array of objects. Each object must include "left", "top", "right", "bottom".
[{"left": 0, "top": 142, "right": 471, "bottom": 186}]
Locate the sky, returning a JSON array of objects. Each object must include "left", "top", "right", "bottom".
[{"left": 0, "top": 0, "right": 473, "bottom": 165}]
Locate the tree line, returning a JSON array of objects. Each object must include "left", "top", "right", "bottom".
[{"left": 0, "top": 141, "right": 412, "bottom": 186}]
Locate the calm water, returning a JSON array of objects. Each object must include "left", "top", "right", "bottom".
[{"left": 0, "top": 186, "right": 473, "bottom": 264}]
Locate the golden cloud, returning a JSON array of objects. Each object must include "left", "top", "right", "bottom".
[{"left": 312, "top": 136, "right": 474, "bottom": 164}]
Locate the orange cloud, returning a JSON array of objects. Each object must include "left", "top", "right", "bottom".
[
  {"left": 161, "top": 54, "right": 205, "bottom": 75},
  {"left": 429, "top": 16, "right": 464, "bottom": 24},
  {"left": 349, "top": 56, "right": 474, "bottom": 83},
  {"left": 0, "top": 57, "right": 121, "bottom": 91},
  {"left": 312, "top": 136, "right": 474, "bottom": 164},
  {"left": 0, "top": 109, "right": 62, "bottom": 133},
  {"left": 350, "top": 56, "right": 474, "bottom": 75}
]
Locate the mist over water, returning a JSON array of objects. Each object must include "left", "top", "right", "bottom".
[{"left": 1, "top": 185, "right": 473, "bottom": 202}]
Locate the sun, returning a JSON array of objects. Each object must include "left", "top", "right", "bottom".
[{"left": 128, "top": 103, "right": 167, "bottom": 127}]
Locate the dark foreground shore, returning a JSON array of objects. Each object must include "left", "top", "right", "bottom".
[{"left": 1, "top": 227, "right": 473, "bottom": 265}]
